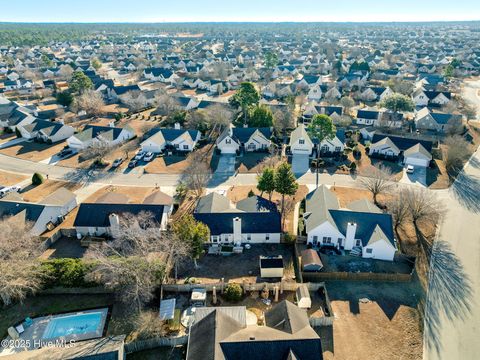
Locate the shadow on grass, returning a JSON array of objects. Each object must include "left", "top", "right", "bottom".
[
  {"left": 451, "top": 172, "right": 480, "bottom": 213},
  {"left": 423, "top": 240, "right": 473, "bottom": 357}
]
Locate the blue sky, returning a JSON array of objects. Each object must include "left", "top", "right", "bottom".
[{"left": 1, "top": 0, "right": 479, "bottom": 22}]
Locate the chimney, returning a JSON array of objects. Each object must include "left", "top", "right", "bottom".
[
  {"left": 344, "top": 222, "right": 357, "bottom": 250},
  {"left": 233, "top": 217, "right": 242, "bottom": 245},
  {"left": 109, "top": 213, "right": 120, "bottom": 235},
  {"left": 174, "top": 122, "right": 181, "bottom": 130}
]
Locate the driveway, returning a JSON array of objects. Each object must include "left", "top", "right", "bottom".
[
  {"left": 208, "top": 154, "right": 236, "bottom": 187},
  {"left": 400, "top": 166, "right": 427, "bottom": 187},
  {"left": 0, "top": 137, "right": 26, "bottom": 149},
  {"left": 291, "top": 154, "right": 310, "bottom": 175}
]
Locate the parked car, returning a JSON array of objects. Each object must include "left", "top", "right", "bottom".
[
  {"left": 406, "top": 165, "right": 415, "bottom": 174},
  {"left": 128, "top": 159, "right": 138, "bottom": 168},
  {"left": 134, "top": 151, "right": 145, "bottom": 160},
  {"left": 59, "top": 148, "right": 73, "bottom": 158},
  {"left": 111, "top": 158, "right": 124, "bottom": 168},
  {"left": 0, "top": 185, "right": 21, "bottom": 198},
  {"left": 143, "top": 152, "right": 155, "bottom": 162}
]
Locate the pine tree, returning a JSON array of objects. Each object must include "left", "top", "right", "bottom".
[{"left": 274, "top": 162, "right": 298, "bottom": 229}]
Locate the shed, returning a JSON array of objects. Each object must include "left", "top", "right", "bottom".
[
  {"left": 301, "top": 249, "right": 323, "bottom": 272},
  {"left": 259, "top": 255, "right": 284, "bottom": 278},
  {"left": 191, "top": 288, "right": 207, "bottom": 306},
  {"left": 296, "top": 284, "right": 312, "bottom": 309},
  {"left": 159, "top": 298, "right": 176, "bottom": 321}
]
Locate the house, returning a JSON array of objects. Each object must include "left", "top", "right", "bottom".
[
  {"left": 108, "top": 85, "right": 141, "bottom": 101},
  {"left": 67, "top": 124, "right": 134, "bottom": 149},
  {"left": 316, "top": 129, "right": 345, "bottom": 155},
  {"left": 0, "top": 106, "right": 37, "bottom": 131},
  {"left": 186, "top": 300, "right": 323, "bottom": 360},
  {"left": 0, "top": 188, "right": 77, "bottom": 236},
  {"left": 17, "top": 119, "right": 74, "bottom": 143},
  {"left": 143, "top": 67, "right": 178, "bottom": 83},
  {"left": 369, "top": 134, "right": 433, "bottom": 167},
  {"left": 74, "top": 203, "right": 168, "bottom": 237},
  {"left": 303, "top": 185, "right": 396, "bottom": 261},
  {"left": 289, "top": 123, "right": 314, "bottom": 155},
  {"left": 193, "top": 193, "right": 281, "bottom": 245},
  {"left": 259, "top": 256, "right": 284, "bottom": 278},
  {"left": 412, "top": 89, "right": 451, "bottom": 107},
  {"left": 216, "top": 125, "right": 271, "bottom": 154},
  {"left": 414, "top": 107, "right": 463, "bottom": 133},
  {"left": 356, "top": 109, "right": 381, "bottom": 126},
  {"left": 141, "top": 126, "right": 201, "bottom": 153}
]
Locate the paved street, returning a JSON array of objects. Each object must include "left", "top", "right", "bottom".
[{"left": 423, "top": 147, "right": 480, "bottom": 360}]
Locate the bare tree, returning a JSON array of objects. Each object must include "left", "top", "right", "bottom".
[
  {"left": 0, "top": 217, "right": 45, "bottom": 305},
  {"left": 75, "top": 90, "right": 105, "bottom": 116},
  {"left": 386, "top": 188, "right": 411, "bottom": 234},
  {"left": 359, "top": 164, "right": 395, "bottom": 206},
  {"left": 79, "top": 140, "right": 112, "bottom": 163},
  {"left": 86, "top": 212, "right": 187, "bottom": 312},
  {"left": 204, "top": 104, "right": 233, "bottom": 136},
  {"left": 443, "top": 135, "right": 472, "bottom": 177},
  {"left": 273, "top": 109, "right": 293, "bottom": 135},
  {"left": 120, "top": 90, "right": 147, "bottom": 112},
  {"left": 181, "top": 152, "right": 212, "bottom": 198},
  {"left": 153, "top": 94, "right": 180, "bottom": 116},
  {"left": 58, "top": 64, "right": 74, "bottom": 80}
]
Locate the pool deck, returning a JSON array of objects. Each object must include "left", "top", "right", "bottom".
[{"left": 0, "top": 308, "right": 108, "bottom": 356}]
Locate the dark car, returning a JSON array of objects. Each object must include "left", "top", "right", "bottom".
[
  {"left": 128, "top": 159, "right": 138, "bottom": 168},
  {"left": 59, "top": 148, "right": 73, "bottom": 157}
]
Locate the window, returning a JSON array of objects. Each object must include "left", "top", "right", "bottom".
[
  {"left": 212, "top": 236, "right": 219, "bottom": 243},
  {"left": 338, "top": 238, "right": 343, "bottom": 247},
  {"left": 366, "top": 248, "right": 373, "bottom": 254},
  {"left": 355, "top": 240, "right": 361, "bottom": 247},
  {"left": 247, "top": 234, "right": 251, "bottom": 241},
  {"left": 266, "top": 234, "right": 270, "bottom": 241},
  {"left": 299, "top": 139, "right": 305, "bottom": 145},
  {"left": 225, "top": 138, "right": 231, "bottom": 144},
  {"left": 322, "top": 237, "right": 332, "bottom": 244},
  {"left": 321, "top": 145, "right": 329, "bottom": 152},
  {"left": 248, "top": 143, "right": 256, "bottom": 150},
  {"left": 174, "top": 144, "right": 179, "bottom": 148},
  {"left": 335, "top": 147, "right": 341, "bottom": 152},
  {"left": 183, "top": 145, "right": 189, "bottom": 150},
  {"left": 312, "top": 236, "right": 318, "bottom": 244}
]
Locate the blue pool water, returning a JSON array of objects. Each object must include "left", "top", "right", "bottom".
[{"left": 42, "top": 311, "right": 104, "bottom": 340}]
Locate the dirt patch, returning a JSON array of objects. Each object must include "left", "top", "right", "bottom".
[
  {"left": 236, "top": 152, "right": 271, "bottom": 173},
  {"left": 21, "top": 180, "right": 80, "bottom": 202},
  {"left": 0, "top": 141, "right": 66, "bottom": 162},
  {"left": 322, "top": 281, "right": 423, "bottom": 360},
  {"left": 176, "top": 244, "right": 295, "bottom": 284},
  {"left": 330, "top": 186, "right": 390, "bottom": 208},
  {"left": 0, "top": 170, "right": 28, "bottom": 186},
  {"left": 427, "top": 159, "right": 450, "bottom": 189}
]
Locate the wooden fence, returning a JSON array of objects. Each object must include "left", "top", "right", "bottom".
[
  {"left": 302, "top": 271, "right": 412, "bottom": 282},
  {"left": 124, "top": 336, "right": 188, "bottom": 354},
  {"left": 310, "top": 316, "right": 334, "bottom": 327},
  {"left": 162, "top": 281, "right": 326, "bottom": 293}
]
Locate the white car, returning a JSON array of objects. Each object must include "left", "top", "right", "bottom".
[
  {"left": 134, "top": 151, "right": 145, "bottom": 160},
  {"left": 406, "top": 165, "right": 415, "bottom": 174},
  {"left": 0, "top": 185, "right": 20, "bottom": 198},
  {"left": 143, "top": 152, "right": 155, "bottom": 162}
]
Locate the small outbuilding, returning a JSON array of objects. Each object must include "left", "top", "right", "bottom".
[
  {"left": 296, "top": 284, "right": 312, "bottom": 309},
  {"left": 259, "top": 256, "right": 284, "bottom": 278},
  {"left": 301, "top": 249, "right": 324, "bottom": 272}
]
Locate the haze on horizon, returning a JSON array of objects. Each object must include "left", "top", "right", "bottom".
[{"left": 1, "top": 0, "right": 479, "bottom": 23}]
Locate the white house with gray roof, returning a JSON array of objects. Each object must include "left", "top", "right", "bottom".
[
  {"left": 17, "top": 119, "right": 74, "bottom": 143},
  {"left": 303, "top": 185, "right": 396, "bottom": 261},
  {"left": 67, "top": 124, "right": 134, "bottom": 150},
  {"left": 140, "top": 127, "right": 200, "bottom": 153}
]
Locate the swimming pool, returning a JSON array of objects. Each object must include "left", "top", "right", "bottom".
[{"left": 42, "top": 309, "right": 107, "bottom": 341}]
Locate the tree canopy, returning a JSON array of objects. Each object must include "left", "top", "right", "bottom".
[
  {"left": 229, "top": 82, "right": 260, "bottom": 123},
  {"left": 307, "top": 114, "right": 336, "bottom": 145},
  {"left": 69, "top": 71, "right": 93, "bottom": 94},
  {"left": 249, "top": 104, "right": 274, "bottom": 127},
  {"left": 379, "top": 93, "right": 414, "bottom": 113},
  {"left": 257, "top": 167, "right": 276, "bottom": 200}
]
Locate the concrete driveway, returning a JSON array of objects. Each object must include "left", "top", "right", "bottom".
[
  {"left": 399, "top": 166, "right": 427, "bottom": 187},
  {"left": 209, "top": 154, "right": 236, "bottom": 187},
  {"left": 0, "top": 137, "right": 26, "bottom": 149},
  {"left": 292, "top": 154, "right": 310, "bottom": 175}
]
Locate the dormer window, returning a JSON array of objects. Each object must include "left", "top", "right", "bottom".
[
  {"left": 226, "top": 138, "right": 231, "bottom": 144},
  {"left": 299, "top": 139, "right": 305, "bottom": 145}
]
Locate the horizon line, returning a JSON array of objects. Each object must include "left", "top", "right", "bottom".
[{"left": 1, "top": 20, "right": 480, "bottom": 24}]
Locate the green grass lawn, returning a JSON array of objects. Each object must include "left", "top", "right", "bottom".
[{"left": 0, "top": 294, "right": 114, "bottom": 339}]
